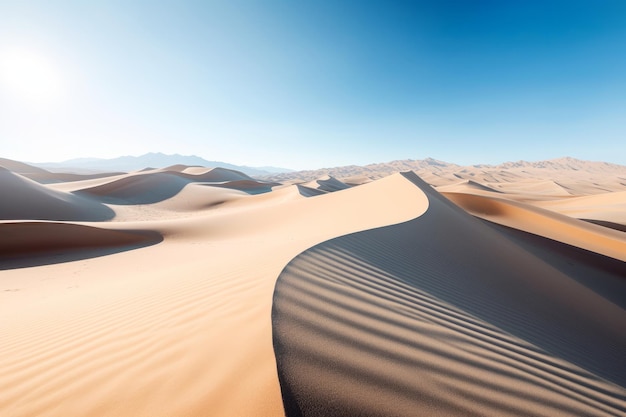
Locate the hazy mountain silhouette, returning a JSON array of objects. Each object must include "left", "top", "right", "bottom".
[{"left": 32, "top": 152, "right": 293, "bottom": 176}]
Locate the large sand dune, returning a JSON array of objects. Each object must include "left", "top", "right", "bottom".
[
  {"left": 0, "top": 157, "right": 624, "bottom": 416},
  {"left": 273, "top": 172, "right": 626, "bottom": 416}
]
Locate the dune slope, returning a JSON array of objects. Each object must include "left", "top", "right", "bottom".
[
  {"left": 0, "top": 172, "right": 428, "bottom": 417},
  {"left": 272, "top": 172, "right": 626, "bottom": 417},
  {"left": 0, "top": 167, "right": 114, "bottom": 221},
  {"left": 442, "top": 192, "right": 626, "bottom": 262}
]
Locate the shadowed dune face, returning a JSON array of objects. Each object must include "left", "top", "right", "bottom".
[
  {"left": 0, "top": 158, "right": 122, "bottom": 184},
  {"left": 272, "top": 172, "right": 626, "bottom": 417},
  {"left": 0, "top": 168, "right": 115, "bottom": 221},
  {"left": 76, "top": 168, "right": 276, "bottom": 204},
  {"left": 0, "top": 222, "right": 163, "bottom": 270},
  {"left": 77, "top": 171, "right": 193, "bottom": 204},
  {"left": 583, "top": 219, "right": 626, "bottom": 233},
  {"left": 200, "top": 180, "right": 279, "bottom": 195},
  {"left": 310, "top": 176, "right": 351, "bottom": 193},
  {"left": 296, "top": 184, "right": 327, "bottom": 197},
  {"left": 443, "top": 192, "right": 626, "bottom": 261},
  {"left": 296, "top": 176, "right": 352, "bottom": 197}
]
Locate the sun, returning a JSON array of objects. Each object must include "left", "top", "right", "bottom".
[{"left": 0, "top": 47, "right": 64, "bottom": 105}]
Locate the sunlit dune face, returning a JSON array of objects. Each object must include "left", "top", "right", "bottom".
[{"left": 0, "top": 47, "right": 64, "bottom": 105}]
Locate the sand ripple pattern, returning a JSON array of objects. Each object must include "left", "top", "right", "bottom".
[{"left": 272, "top": 172, "right": 626, "bottom": 417}]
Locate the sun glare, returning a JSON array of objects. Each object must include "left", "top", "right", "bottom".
[{"left": 0, "top": 47, "right": 64, "bottom": 104}]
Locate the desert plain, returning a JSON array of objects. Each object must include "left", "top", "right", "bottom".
[{"left": 0, "top": 156, "right": 625, "bottom": 416}]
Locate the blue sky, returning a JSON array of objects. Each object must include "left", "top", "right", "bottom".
[{"left": 1, "top": 1, "right": 625, "bottom": 169}]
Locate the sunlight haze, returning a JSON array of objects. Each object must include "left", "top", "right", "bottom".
[{"left": 1, "top": 1, "right": 625, "bottom": 169}]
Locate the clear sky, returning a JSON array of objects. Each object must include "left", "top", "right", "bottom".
[{"left": 1, "top": 1, "right": 625, "bottom": 169}]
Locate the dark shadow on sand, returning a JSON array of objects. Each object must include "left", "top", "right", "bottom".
[
  {"left": 0, "top": 222, "right": 163, "bottom": 270},
  {"left": 582, "top": 219, "right": 626, "bottom": 233}
]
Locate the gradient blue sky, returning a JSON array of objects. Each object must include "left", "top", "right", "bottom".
[{"left": 1, "top": 1, "right": 625, "bottom": 169}]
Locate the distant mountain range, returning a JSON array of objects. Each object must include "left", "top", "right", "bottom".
[
  {"left": 259, "top": 156, "right": 626, "bottom": 183},
  {"left": 31, "top": 152, "right": 293, "bottom": 177},
  {"left": 17, "top": 154, "right": 626, "bottom": 187}
]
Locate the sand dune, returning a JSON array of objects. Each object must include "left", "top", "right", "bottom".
[
  {"left": 294, "top": 176, "right": 352, "bottom": 197},
  {"left": 443, "top": 192, "right": 626, "bottom": 261},
  {"left": 0, "top": 156, "right": 624, "bottom": 417},
  {"left": 0, "top": 166, "right": 427, "bottom": 417},
  {"left": 339, "top": 175, "right": 373, "bottom": 186},
  {"left": 78, "top": 171, "right": 193, "bottom": 203},
  {"left": 0, "top": 158, "right": 52, "bottom": 176},
  {"left": 0, "top": 167, "right": 114, "bottom": 221},
  {"left": 302, "top": 175, "right": 351, "bottom": 193},
  {"left": 296, "top": 184, "right": 327, "bottom": 197},
  {"left": 532, "top": 191, "right": 626, "bottom": 226},
  {"left": 201, "top": 179, "right": 280, "bottom": 194},
  {"left": 0, "top": 158, "right": 122, "bottom": 184},
  {"left": 75, "top": 167, "right": 276, "bottom": 205},
  {"left": 273, "top": 172, "right": 626, "bottom": 416},
  {"left": 436, "top": 179, "right": 503, "bottom": 194},
  {"left": 174, "top": 166, "right": 255, "bottom": 182},
  {"left": 488, "top": 180, "right": 572, "bottom": 196}
]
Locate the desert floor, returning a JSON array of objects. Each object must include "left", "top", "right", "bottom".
[{"left": 1, "top": 158, "right": 625, "bottom": 416}]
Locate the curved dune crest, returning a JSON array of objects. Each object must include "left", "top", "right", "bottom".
[
  {"left": 76, "top": 167, "right": 274, "bottom": 204},
  {"left": 443, "top": 192, "right": 626, "bottom": 261},
  {"left": 436, "top": 179, "right": 503, "bottom": 194},
  {"left": 77, "top": 171, "right": 192, "bottom": 203},
  {"left": 176, "top": 166, "right": 254, "bottom": 182},
  {"left": 296, "top": 184, "right": 327, "bottom": 197},
  {"left": 490, "top": 180, "right": 572, "bottom": 196},
  {"left": 0, "top": 158, "right": 49, "bottom": 175},
  {"left": 201, "top": 179, "right": 280, "bottom": 194},
  {"left": 272, "top": 172, "right": 626, "bottom": 417},
  {"left": 532, "top": 190, "right": 626, "bottom": 226},
  {"left": 302, "top": 176, "right": 351, "bottom": 193},
  {"left": 0, "top": 168, "right": 114, "bottom": 221},
  {"left": 0, "top": 158, "right": 122, "bottom": 184}
]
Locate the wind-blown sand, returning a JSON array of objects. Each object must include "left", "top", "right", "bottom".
[{"left": 0, "top": 158, "right": 624, "bottom": 416}]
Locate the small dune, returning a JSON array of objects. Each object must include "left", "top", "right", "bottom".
[
  {"left": 77, "top": 171, "right": 193, "bottom": 204},
  {"left": 76, "top": 167, "right": 262, "bottom": 204},
  {"left": 437, "top": 179, "right": 503, "bottom": 194},
  {"left": 442, "top": 191, "right": 626, "bottom": 261},
  {"left": 0, "top": 167, "right": 114, "bottom": 221},
  {"left": 302, "top": 175, "right": 351, "bottom": 193}
]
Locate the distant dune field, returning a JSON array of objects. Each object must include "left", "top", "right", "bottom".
[{"left": 1, "top": 157, "right": 624, "bottom": 416}]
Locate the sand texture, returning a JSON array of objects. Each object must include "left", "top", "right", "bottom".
[{"left": 1, "top": 158, "right": 625, "bottom": 416}]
